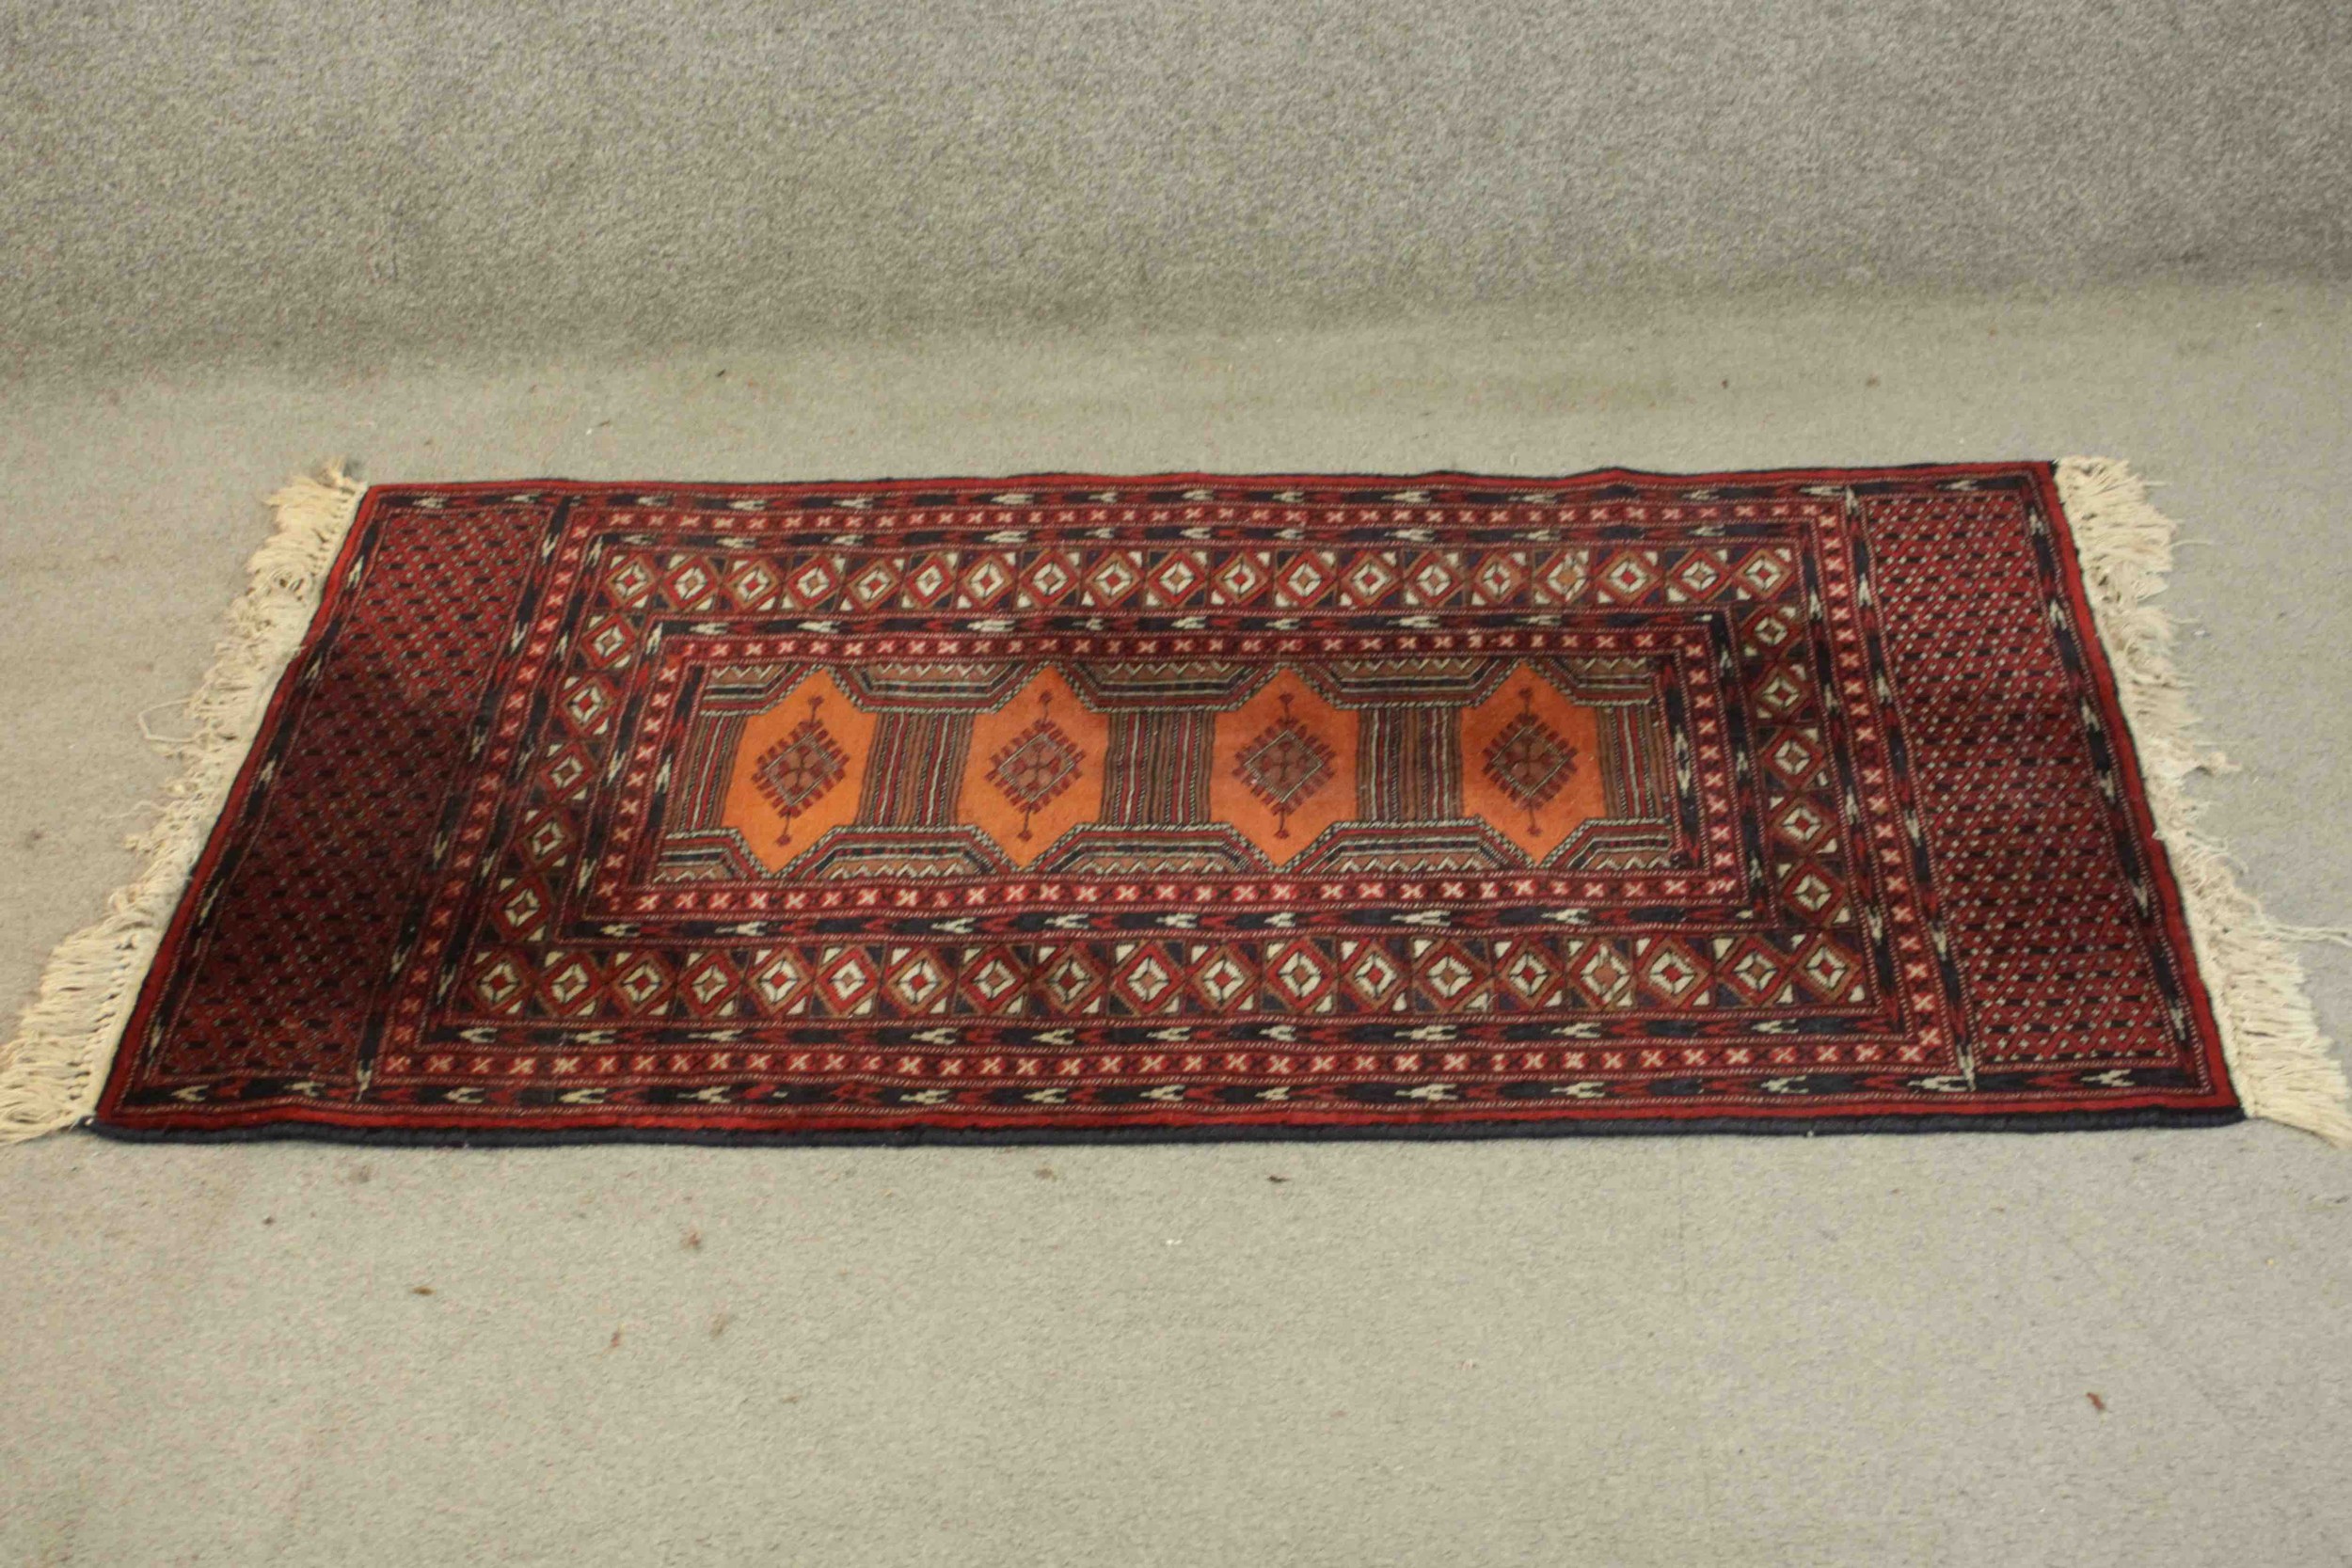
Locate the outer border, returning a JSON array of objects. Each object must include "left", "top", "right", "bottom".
[{"left": 87, "top": 1105, "right": 2242, "bottom": 1149}]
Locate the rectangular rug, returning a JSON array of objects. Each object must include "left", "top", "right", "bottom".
[{"left": 4, "top": 461, "right": 2345, "bottom": 1145}]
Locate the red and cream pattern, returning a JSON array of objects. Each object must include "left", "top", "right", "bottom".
[{"left": 92, "top": 467, "right": 2242, "bottom": 1140}]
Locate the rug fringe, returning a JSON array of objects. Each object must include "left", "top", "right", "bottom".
[
  {"left": 0, "top": 467, "right": 367, "bottom": 1144},
  {"left": 2057, "top": 456, "right": 2352, "bottom": 1146}
]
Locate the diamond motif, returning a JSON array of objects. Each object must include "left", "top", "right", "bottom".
[
  {"left": 887, "top": 950, "right": 952, "bottom": 1013},
  {"left": 904, "top": 554, "right": 957, "bottom": 607},
  {"left": 1569, "top": 942, "right": 1634, "bottom": 1007},
  {"left": 817, "top": 947, "right": 879, "bottom": 1013},
  {"left": 748, "top": 949, "right": 813, "bottom": 1013},
  {"left": 1341, "top": 552, "right": 1400, "bottom": 606},
  {"left": 1021, "top": 553, "right": 1077, "bottom": 607},
  {"left": 612, "top": 956, "right": 672, "bottom": 1010},
  {"left": 1723, "top": 941, "right": 1787, "bottom": 1005},
  {"left": 727, "top": 562, "right": 780, "bottom": 608},
  {"left": 1472, "top": 552, "right": 1527, "bottom": 604},
  {"left": 1406, "top": 552, "right": 1462, "bottom": 605},
  {"left": 1037, "top": 946, "right": 1105, "bottom": 1013},
  {"left": 1745, "top": 603, "right": 1801, "bottom": 651},
  {"left": 681, "top": 953, "right": 741, "bottom": 1013},
  {"left": 562, "top": 676, "right": 615, "bottom": 734},
  {"left": 1798, "top": 939, "right": 1859, "bottom": 1000},
  {"left": 1498, "top": 942, "right": 1556, "bottom": 1006},
  {"left": 1775, "top": 799, "right": 1835, "bottom": 849},
  {"left": 961, "top": 949, "right": 1025, "bottom": 1013},
  {"left": 1147, "top": 552, "right": 1204, "bottom": 605},
  {"left": 1343, "top": 942, "right": 1404, "bottom": 1009},
  {"left": 1265, "top": 941, "right": 1331, "bottom": 1009},
  {"left": 1753, "top": 665, "right": 1808, "bottom": 717},
  {"left": 787, "top": 559, "right": 841, "bottom": 608},
  {"left": 542, "top": 956, "right": 596, "bottom": 1012},
  {"left": 494, "top": 880, "right": 547, "bottom": 940},
  {"left": 1768, "top": 731, "right": 1825, "bottom": 786},
  {"left": 1213, "top": 553, "right": 1269, "bottom": 604},
  {"left": 582, "top": 616, "right": 636, "bottom": 668},
  {"left": 1189, "top": 947, "right": 1255, "bottom": 1010},
  {"left": 1737, "top": 546, "right": 1795, "bottom": 596},
  {"left": 605, "top": 556, "right": 656, "bottom": 606},
  {"left": 752, "top": 698, "right": 850, "bottom": 847},
  {"left": 1481, "top": 687, "right": 1579, "bottom": 832},
  {"left": 1084, "top": 553, "right": 1142, "bottom": 606},
  {"left": 1597, "top": 551, "right": 1659, "bottom": 601},
  {"left": 1415, "top": 942, "right": 1486, "bottom": 1008},
  {"left": 1783, "top": 864, "right": 1841, "bottom": 917},
  {"left": 520, "top": 811, "right": 572, "bottom": 866},
  {"left": 959, "top": 555, "right": 1015, "bottom": 607},
  {"left": 1534, "top": 548, "right": 1589, "bottom": 604},
  {"left": 1673, "top": 551, "right": 1725, "bottom": 598},
  {"left": 1276, "top": 554, "right": 1333, "bottom": 607},
  {"left": 988, "top": 692, "right": 1086, "bottom": 841},
  {"left": 472, "top": 956, "right": 529, "bottom": 1012},
  {"left": 1641, "top": 940, "right": 1707, "bottom": 1005},
  {"left": 1114, "top": 945, "right": 1182, "bottom": 1013},
  {"left": 542, "top": 745, "right": 590, "bottom": 797},
  {"left": 1232, "top": 694, "right": 1335, "bottom": 838},
  {"left": 847, "top": 561, "right": 900, "bottom": 609}
]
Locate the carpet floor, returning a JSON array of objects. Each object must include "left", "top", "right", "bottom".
[{"left": 2, "top": 284, "right": 2347, "bottom": 1565}]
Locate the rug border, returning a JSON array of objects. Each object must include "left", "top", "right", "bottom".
[
  {"left": 84, "top": 1104, "right": 2245, "bottom": 1148},
  {"left": 2032, "top": 462, "right": 2239, "bottom": 1115},
  {"left": 10, "top": 460, "right": 2332, "bottom": 1146}
]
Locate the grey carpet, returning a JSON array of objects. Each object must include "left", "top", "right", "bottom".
[
  {"left": 5, "top": 0, "right": 2348, "bottom": 371},
  {"left": 5, "top": 2, "right": 2351, "bottom": 1560},
  {"left": 2, "top": 287, "right": 2349, "bottom": 1565}
]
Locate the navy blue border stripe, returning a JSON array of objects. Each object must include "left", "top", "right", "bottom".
[{"left": 85, "top": 1104, "right": 2244, "bottom": 1148}]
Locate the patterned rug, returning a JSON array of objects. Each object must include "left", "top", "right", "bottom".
[{"left": 4, "top": 462, "right": 2345, "bottom": 1145}]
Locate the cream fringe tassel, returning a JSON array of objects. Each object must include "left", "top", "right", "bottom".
[
  {"left": 2057, "top": 456, "right": 2352, "bottom": 1145},
  {"left": 0, "top": 467, "right": 366, "bottom": 1143},
  {"left": 0, "top": 462, "right": 2341, "bottom": 1144}
]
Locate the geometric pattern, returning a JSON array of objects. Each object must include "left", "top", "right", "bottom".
[
  {"left": 90, "top": 466, "right": 2243, "bottom": 1141},
  {"left": 1481, "top": 688, "right": 1578, "bottom": 832},
  {"left": 985, "top": 696, "right": 1086, "bottom": 841},
  {"left": 750, "top": 699, "right": 850, "bottom": 845},
  {"left": 1231, "top": 694, "right": 1336, "bottom": 837}
]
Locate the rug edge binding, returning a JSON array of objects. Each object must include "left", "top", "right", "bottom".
[
  {"left": 2056, "top": 455, "right": 2352, "bottom": 1146},
  {"left": 0, "top": 466, "right": 368, "bottom": 1144}
]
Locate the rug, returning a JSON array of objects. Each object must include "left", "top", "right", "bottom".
[{"left": 4, "top": 461, "right": 2345, "bottom": 1145}]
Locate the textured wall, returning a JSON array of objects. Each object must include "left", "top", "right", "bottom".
[{"left": 5, "top": 0, "right": 2347, "bottom": 365}]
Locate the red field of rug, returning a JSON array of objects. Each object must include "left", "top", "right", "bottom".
[{"left": 44, "top": 464, "right": 2287, "bottom": 1140}]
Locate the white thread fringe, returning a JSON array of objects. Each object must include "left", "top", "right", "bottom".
[
  {"left": 2058, "top": 457, "right": 2352, "bottom": 1145},
  {"left": 0, "top": 467, "right": 366, "bottom": 1143}
]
